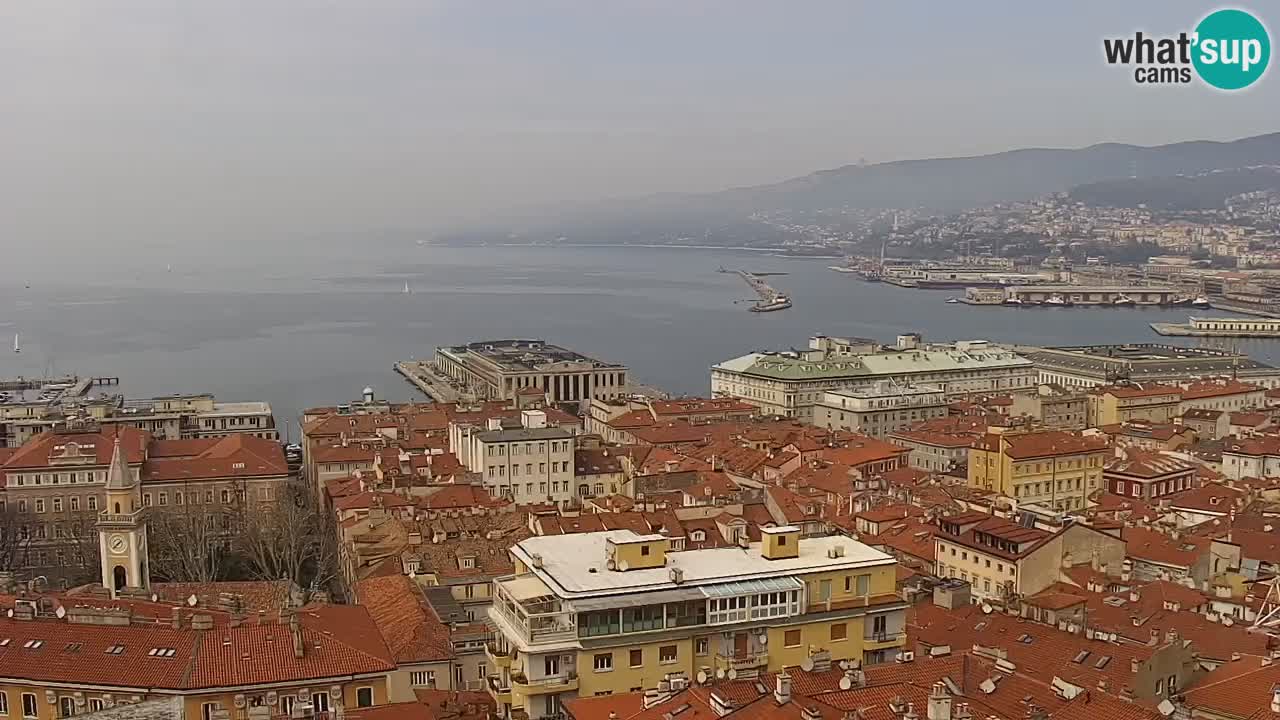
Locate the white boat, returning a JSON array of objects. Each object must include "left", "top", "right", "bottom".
[
  {"left": 12, "top": 333, "right": 19, "bottom": 354},
  {"left": 1003, "top": 296, "right": 1024, "bottom": 305},
  {"left": 828, "top": 266, "right": 859, "bottom": 274},
  {"left": 403, "top": 282, "right": 411, "bottom": 295},
  {"left": 945, "top": 298, "right": 961, "bottom": 304},
  {"left": 1043, "top": 294, "right": 1067, "bottom": 306},
  {"left": 1113, "top": 294, "right": 1135, "bottom": 306},
  {"left": 1191, "top": 295, "right": 1211, "bottom": 308}
]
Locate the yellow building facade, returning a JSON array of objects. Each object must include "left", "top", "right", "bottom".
[
  {"left": 968, "top": 431, "right": 1108, "bottom": 512},
  {"left": 487, "top": 527, "right": 906, "bottom": 720}
]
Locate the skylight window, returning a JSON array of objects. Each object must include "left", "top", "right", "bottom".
[
  {"left": 1072, "top": 651, "right": 1090, "bottom": 664},
  {"left": 1094, "top": 656, "right": 1112, "bottom": 669},
  {"left": 105, "top": 645, "right": 126, "bottom": 655}
]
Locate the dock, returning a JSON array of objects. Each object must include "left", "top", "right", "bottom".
[
  {"left": 1151, "top": 316, "right": 1280, "bottom": 338},
  {"left": 1005, "top": 285, "right": 1182, "bottom": 305},
  {"left": 394, "top": 361, "right": 461, "bottom": 402}
]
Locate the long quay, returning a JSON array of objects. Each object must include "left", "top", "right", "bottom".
[
  {"left": 395, "top": 360, "right": 461, "bottom": 402},
  {"left": 1151, "top": 316, "right": 1280, "bottom": 338},
  {"left": 1005, "top": 285, "right": 1182, "bottom": 305}
]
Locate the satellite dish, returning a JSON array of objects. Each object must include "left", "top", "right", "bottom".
[
  {"left": 55, "top": 606, "right": 65, "bottom": 619},
  {"left": 5, "top": 609, "right": 11, "bottom": 618},
  {"left": 150, "top": 594, "right": 158, "bottom": 602},
  {"left": 696, "top": 670, "right": 708, "bottom": 685},
  {"left": 759, "top": 633, "right": 768, "bottom": 645},
  {"left": 186, "top": 594, "right": 198, "bottom": 607},
  {"left": 727, "top": 668, "right": 738, "bottom": 681},
  {"left": 981, "top": 603, "right": 993, "bottom": 614},
  {"left": 716, "top": 668, "right": 727, "bottom": 680},
  {"left": 801, "top": 657, "right": 815, "bottom": 672},
  {"left": 839, "top": 676, "right": 853, "bottom": 691}
]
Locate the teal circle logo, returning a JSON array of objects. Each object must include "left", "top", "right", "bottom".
[{"left": 1192, "top": 9, "right": 1270, "bottom": 90}]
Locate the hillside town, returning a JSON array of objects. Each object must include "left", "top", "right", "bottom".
[{"left": 5, "top": 334, "right": 1280, "bottom": 720}]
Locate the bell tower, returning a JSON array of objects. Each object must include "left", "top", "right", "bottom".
[{"left": 97, "top": 432, "right": 148, "bottom": 598}]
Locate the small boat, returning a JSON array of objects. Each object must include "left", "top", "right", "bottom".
[
  {"left": 945, "top": 297, "right": 961, "bottom": 304},
  {"left": 1113, "top": 294, "right": 1135, "bottom": 306},
  {"left": 1191, "top": 295, "right": 1211, "bottom": 308},
  {"left": 403, "top": 282, "right": 412, "bottom": 295},
  {"left": 1043, "top": 294, "right": 1067, "bottom": 307},
  {"left": 12, "top": 333, "right": 19, "bottom": 354},
  {"left": 1003, "top": 296, "right": 1024, "bottom": 306},
  {"left": 828, "top": 266, "right": 859, "bottom": 274}
]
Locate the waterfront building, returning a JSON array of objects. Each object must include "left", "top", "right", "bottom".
[
  {"left": 967, "top": 430, "right": 1108, "bottom": 512},
  {"left": 812, "top": 382, "right": 947, "bottom": 438},
  {"left": 711, "top": 335, "right": 1036, "bottom": 421},
  {"left": 486, "top": 528, "right": 906, "bottom": 719},
  {"left": 1020, "top": 343, "right": 1280, "bottom": 389},
  {"left": 0, "top": 389, "right": 277, "bottom": 448},
  {"left": 434, "top": 340, "right": 628, "bottom": 404}
]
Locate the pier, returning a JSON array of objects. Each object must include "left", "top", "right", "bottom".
[
  {"left": 1151, "top": 316, "right": 1280, "bottom": 338},
  {"left": 394, "top": 361, "right": 461, "bottom": 402},
  {"left": 733, "top": 270, "right": 791, "bottom": 312},
  {"left": 1006, "top": 285, "right": 1182, "bottom": 305}
]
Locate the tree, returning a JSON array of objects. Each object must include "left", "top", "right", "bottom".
[
  {"left": 235, "top": 483, "right": 338, "bottom": 598},
  {"left": 146, "top": 499, "right": 232, "bottom": 583}
]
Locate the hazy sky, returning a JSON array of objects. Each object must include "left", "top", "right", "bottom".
[{"left": 3, "top": 1, "right": 1278, "bottom": 247}]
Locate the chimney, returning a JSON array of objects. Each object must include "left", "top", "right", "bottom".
[
  {"left": 289, "top": 612, "right": 304, "bottom": 658},
  {"left": 1130, "top": 658, "right": 1141, "bottom": 673},
  {"left": 775, "top": 671, "right": 792, "bottom": 705},
  {"left": 927, "top": 682, "right": 953, "bottom": 720},
  {"left": 171, "top": 609, "right": 183, "bottom": 630},
  {"left": 903, "top": 703, "right": 919, "bottom": 720},
  {"left": 1272, "top": 687, "right": 1280, "bottom": 714},
  {"left": 1129, "top": 590, "right": 1140, "bottom": 603}
]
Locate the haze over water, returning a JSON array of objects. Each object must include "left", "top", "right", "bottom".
[{"left": 0, "top": 245, "right": 1269, "bottom": 428}]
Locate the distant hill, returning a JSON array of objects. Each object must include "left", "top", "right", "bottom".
[
  {"left": 1067, "top": 167, "right": 1280, "bottom": 210},
  {"left": 443, "top": 131, "right": 1280, "bottom": 244}
]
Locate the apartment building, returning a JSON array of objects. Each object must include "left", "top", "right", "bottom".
[
  {"left": 933, "top": 513, "right": 1124, "bottom": 603},
  {"left": 1103, "top": 452, "right": 1197, "bottom": 501},
  {"left": 711, "top": 335, "right": 1036, "bottom": 421},
  {"left": 435, "top": 340, "right": 628, "bottom": 403},
  {"left": 454, "top": 411, "right": 576, "bottom": 507},
  {"left": 813, "top": 383, "right": 947, "bottom": 438},
  {"left": 1008, "top": 386, "right": 1088, "bottom": 429},
  {"left": 968, "top": 430, "right": 1108, "bottom": 512},
  {"left": 1086, "top": 384, "right": 1182, "bottom": 427},
  {"left": 486, "top": 528, "right": 906, "bottom": 720},
  {"left": 888, "top": 417, "right": 988, "bottom": 473}
]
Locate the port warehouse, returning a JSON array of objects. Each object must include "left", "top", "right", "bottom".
[
  {"left": 968, "top": 285, "right": 1184, "bottom": 305},
  {"left": 1151, "top": 316, "right": 1280, "bottom": 338},
  {"left": 1017, "top": 343, "right": 1280, "bottom": 388}
]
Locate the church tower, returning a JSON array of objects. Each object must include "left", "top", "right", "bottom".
[{"left": 97, "top": 432, "right": 148, "bottom": 598}]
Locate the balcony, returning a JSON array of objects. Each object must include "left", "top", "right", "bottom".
[
  {"left": 485, "top": 642, "right": 512, "bottom": 668},
  {"left": 97, "top": 509, "right": 143, "bottom": 527},
  {"left": 863, "top": 630, "right": 907, "bottom": 649},
  {"left": 486, "top": 674, "right": 512, "bottom": 706},
  {"left": 491, "top": 575, "right": 577, "bottom": 646},
  {"left": 511, "top": 671, "right": 579, "bottom": 696},
  {"left": 713, "top": 652, "right": 769, "bottom": 675}
]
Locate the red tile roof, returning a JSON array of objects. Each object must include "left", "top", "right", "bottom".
[
  {"left": 2, "top": 426, "right": 149, "bottom": 469},
  {"left": 355, "top": 575, "right": 455, "bottom": 664},
  {"left": 143, "top": 434, "right": 288, "bottom": 482}
]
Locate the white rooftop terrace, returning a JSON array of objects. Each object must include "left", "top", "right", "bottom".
[{"left": 510, "top": 529, "right": 894, "bottom": 599}]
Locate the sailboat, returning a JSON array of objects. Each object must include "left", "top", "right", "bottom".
[
  {"left": 12, "top": 333, "right": 19, "bottom": 354},
  {"left": 403, "top": 282, "right": 412, "bottom": 295}
]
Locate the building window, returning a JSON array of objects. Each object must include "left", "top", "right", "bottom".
[
  {"left": 143, "top": 494, "right": 151, "bottom": 507},
  {"left": 87, "top": 701, "right": 102, "bottom": 714},
  {"left": 659, "top": 645, "right": 677, "bottom": 664},
  {"left": 856, "top": 574, "right": 870, "bottom": 596},
  {"left": 830, "top": 623, "right": 847, "bottom": 641},
  {"left": 21, "top": 695, "right": 35, "bottom": 720},
  {"left": 695, "top": 637, "right": 709, "bottom": 656},
  {"left": 34, "top": 499, "right": 44, "bottom": 514},
  {"left": 201, "top": 703, "right": 219, "bottom": 720},
  {"left": 410, "top": 671, "right": 435, "bottom": 687},
  {"left": 58, "top": 698, "right": 74, "bottom": 718},
  {"left": 0, "top": 693, "right": 8, "bottom": 716},
  {"left": 630, "top": 649, "right": 643, "bottom": 667},
  {"left": 784, "top": 629, "right": 801, "bottom": 648},
  {"left": 311, "top": 694, "right": 330, "bottom": 713},
  {"left": 593, "top": 653, "right": 613, "bottom": 672},
  {"left": 355, "top": 688, "right": 373, "bottom": 708}
]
